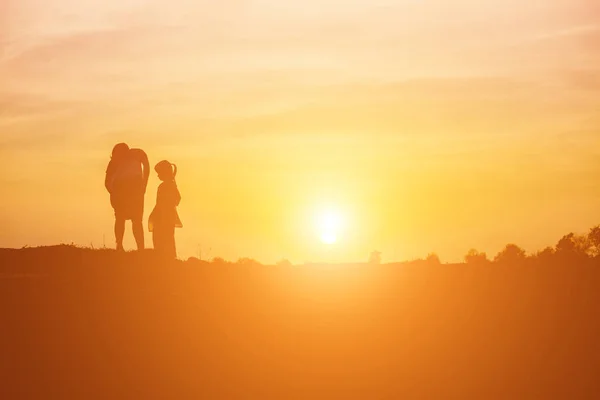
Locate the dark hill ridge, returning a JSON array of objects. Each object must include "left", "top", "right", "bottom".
[{"left": 1, "top": 245, "right": 600, "bottom": 399}]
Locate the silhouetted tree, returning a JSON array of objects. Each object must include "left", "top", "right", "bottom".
[
  {"left": 211, "top": 257, "right": 229, "bottom": 265},
  {"left": 276, "top": 259, "right": 293, "bottom": 267},
  {"left": 236, "top": 257, "right": 262, "bottom": 267},
  {"left": 369, "top": 251, "right": 382, "bottom": 265},
  {"left": 464, "top": 249, "right": 488, "bottom": 265},
  {"left": 556, "top": 233, "right": 576, "bottom": 253},
  {"left": 494, "top": 244, "right": 527, "bottom": 264},
  {"left": 555, "top": 233, "right": 591, "bottom": 260},
  {"left": 534, "top": 246, "right": 555, "bottom": 264},
  {"left": 426, "top": 253, "right": 441, "bottom": 265},
  {"left": 587, "top": 225, "right": 600, "bottom": 257}
]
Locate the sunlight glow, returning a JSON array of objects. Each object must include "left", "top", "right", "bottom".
[
  {"left": 316, "top": 209, "right": 344, "bottom": 245},
  {"left": 320, "top": 231, "right": 338, "bottom": 245}
]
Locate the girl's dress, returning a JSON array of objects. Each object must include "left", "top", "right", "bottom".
[{"left": 148, "top": 180, "right": 182, "bottom": 259}]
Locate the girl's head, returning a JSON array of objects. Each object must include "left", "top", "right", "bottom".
[{"left": 155, "top": 160, "right": 177, "bottom": 181}]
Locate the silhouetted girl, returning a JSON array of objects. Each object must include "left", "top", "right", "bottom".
[{"left": 148, "top": 160, "right": 182, "bottom": 259}]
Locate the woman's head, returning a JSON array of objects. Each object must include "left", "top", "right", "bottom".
[
  {"left": 155, "top": 160, "right": 177, "bottom": 181},
  {"left": 111, "top": 143, "right": 130, "bottom": 160}
]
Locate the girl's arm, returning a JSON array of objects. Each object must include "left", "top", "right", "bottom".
[
  {"left": 156, "top": 184, "right": 165, "bottom": 207},
  {"left": 156, "top": 184, "right": 179, "bottom": 207}
]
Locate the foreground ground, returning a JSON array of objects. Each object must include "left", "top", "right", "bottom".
[{"left": 1, "top": 245, "right": 599, "bottom": 399}]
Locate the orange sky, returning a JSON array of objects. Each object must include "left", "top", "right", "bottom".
[{"left": 1, "top": 0, "right": 600, "bottom": 263}]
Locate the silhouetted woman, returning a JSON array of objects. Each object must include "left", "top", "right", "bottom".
[
  {"left": 105, "top": 143, "right": 150, "bottom": 251},
  {"left": 148, "top": 160, "right": 182, "bottom": 260}
]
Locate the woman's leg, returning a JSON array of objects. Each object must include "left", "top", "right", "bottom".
[
  {"left": 132, "top": 219, "right": 145, "bottom": 251},
  {"left": 131, "top": 191, "right": 145, "bottom": 250},
  {"left": 114, "top": 217, "right": 125, "bottom": 251}
]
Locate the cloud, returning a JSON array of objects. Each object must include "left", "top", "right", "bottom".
[
  {"left": 0, "top": 92, "right": 84, "bottom": 120},
  {"left": 1, "top": 0, "right": 597, "bottom": 117},
  {"left": 527, "top": 23, "right": 600, "bottom": 57},
  {"left": 555, "top": 69, "right": 600, "bottom": 91},
  {"left": 3, "top": 0, "right": 591, "bottom": 94},
  {"left": 0, "top": 1, "right": 17, "bottom": 59},
  {"left": 0, "top": 132, "right": 70, "bottom": 152},
  {"left": 163, "top": 75, "right": 594, "bottom": 145},
  {"left": 0, "top": 25, "right": 183, "bottom": 84},
  {"left": 534, "top": 24, "right": 600, "bottom": 41},
  {"left": 1, "top": 1, "right": 598, "bottom": 150}
]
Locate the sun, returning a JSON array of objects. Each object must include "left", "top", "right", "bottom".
[
  {"left": 316, "top": 209, "right": 344, "bottom": 245},
  {"left": 320, "top": 231, "right": 337, "bottom": 245}
]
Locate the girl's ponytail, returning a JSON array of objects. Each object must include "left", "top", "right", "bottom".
[{"left": 171, "top": 163, "right": 177, "bottom": 178}]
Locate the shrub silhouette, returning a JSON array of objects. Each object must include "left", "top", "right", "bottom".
[
  {"left": 236, "top": 257, "right": 262, "bottom": 267},
  {"left": 211, "top": 256, "right": 229, "bottom": 266},
  {"left": 464, "top": 249, "right": 489, "bottom": 265},
  {"left": 368, "top": 251, "right": 382, "bottom": 265},
  {"left": 276, "top": 259, "right": 293, "bottom": 267},
  {"left": 426, "top": 253, "right": 441, "bottom": 265}
]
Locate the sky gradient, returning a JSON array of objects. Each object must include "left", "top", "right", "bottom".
[{"left": 1, "top": 0, "right": 600, "bottom": 263}]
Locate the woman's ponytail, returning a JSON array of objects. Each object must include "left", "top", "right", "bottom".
[{"left": 171, "top": 163, "right": 177, "bottom": 178}]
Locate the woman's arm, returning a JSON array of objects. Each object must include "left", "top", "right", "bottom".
[
  {"left": 105, "top": 161, "right": 115, "bottom": 193},
  {"left": 156, "top": 184, "right": 165, "bottom": 207},
  {"left": 139, "top": 150, "right": 150, "bottom": 194}
]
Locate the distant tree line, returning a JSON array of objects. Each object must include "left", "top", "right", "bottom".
[
  {"left": 464, "top": 225, "right": 600, "bottom": 266},
  {"left": 366, "top": 225, "right": 600, "bottom": 266},
  {"left": 197, "top": 225, "right": 600, "bottom": 267}
]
